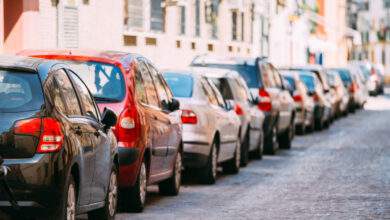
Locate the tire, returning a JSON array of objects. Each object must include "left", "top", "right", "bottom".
[
  {"left": 251, "top": 131, "right": 263, "bottom": 160},
  {"left": 159, "top": 152, "right": 182, "bottom": 196},
  {"left": 240, "top": 131, "right": 250, "bottom": 167},
  {"left": 223, "top": 139, "right": 241, "bottom": 174},
  {"left": 279, "top": 122, "right": 293, "bottom": 149},
  {"left": 125, "top": 160, "right": 147, "bottom": 212},
  {"left": 264, "top": 125, "right": 278, "bottom": 155},
  {"left": 50, "top": 175, "right": 76, "bottom": 220},
  {"left": 199, "top": 141, "right": 218, "bottom": 184},
  {"left": 314, "top": 117, "right": 323, "bottom": 130},
  {"left": 296, "top": 124, "right": 305, "bottom": 135},
  {"left": 88, "top": 166, "right": 118, "bottom": 220}
]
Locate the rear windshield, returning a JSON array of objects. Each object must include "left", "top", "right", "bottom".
[
  {"left": 332, "top": 68, "right": 352, "bottom": 86},
  {"left": 66, "top": 61, "right": 125, "bottom": 102},
  {"left": 299, "top": 73, "right": 315, "bottom": 93},
  {"left": 193, "top": 64, "right": 262, "bottom": 88},
  {"left": 283, "top": 76, "right": 296, "bottom": 91},
  {"left": 163, "top": 72, "right": 193, "bottom": 97},
  {"left": 0, "top": 70, "right": 44, "bottom": 113}
]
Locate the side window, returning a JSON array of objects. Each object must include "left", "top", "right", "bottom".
[
  {"left": 270, "top": 65, "right": 283, "bottom": 88},
  {"left": 207, "top": 79, "right": 226, "bottom": 108},
  {"left": 137, "top": 60, "right": 160, "bottom": 107},
  {"left": 135, "top": 64, "right": 148, "bottom": 104},
  {"left": 52, "top": 69, "right": 82, "bottom": 116},
  {"left": 200, "top": 78, "right": 218, "bottom": 105},
  {"left": 147, "top": 62, "right": 170, "bottom": 105},
  {"left": 260, "top": 64, "right": 276, "bottom": 88},
  {"left": 68, "top": 71, "right": 99, "bottom": 120}
]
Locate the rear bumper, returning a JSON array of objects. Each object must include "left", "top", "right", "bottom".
[
  {"left": 117, "top": 146, "right": 141, "bottom": 188},
  {"left": 0, "top": 154, "right": 63, "bottom": 212}
]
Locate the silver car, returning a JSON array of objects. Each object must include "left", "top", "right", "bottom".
[
  {"left": 191, "top": 67, "right": 265, "bottom": 166},
  {"left": 163, "top": 70, "right": 241, "bottom": 184}
]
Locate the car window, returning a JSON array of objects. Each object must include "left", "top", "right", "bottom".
[
  {"left": 137, "top": 60, "right": 160, "bottom": 107},
  {"left": 135, "top": 65, "right": 148, "bottom": 104},
  {"left": 200, "top": 78, "right": 219, "bottom": 105},
  {"left": 299, "top": 73, "right": 316, "bottom": 93},
  {"left": 146, "top": 62, "right": 170, "bottom": 106},
  {"left": 229, "top": 78, "right": 248, "bottom": 101},
  {"left": 270, "top": 65, "right": 283, "bottom": 88},
  {"left": 65, "top": 61, "right": 125, "bottom": 102},
  {"left": 210, "top": 78, "right": 234, "bottom": 100},
  {"left": 260, "top": 63, "right": 276, "bottom": 88},
  {"left": 163, "top": 72, "right": 194, "bottom": 98},
  {"left": 283, "top": 76, "right": 296, "bottom": 91},
  {"left": 207, "top": 79, "right": 226, "bottom": 108},
  {"left": 0, "top": 70, "right": 44, "bottom": 113},
  {"left": 68, "top": 71, "right": 99, "bottom": 120},
  {"left": 52, "top": 69, "right": 82, "bottom": 116}
]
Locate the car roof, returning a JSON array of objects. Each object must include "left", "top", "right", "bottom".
[
  {"left": 192, "top": 54, "right": 262, "bottom": 66},
  {"left": 0, "top": 55, "right": 46, "bottom": 72},
  {"left": 190, "top": 66, "right": 241, "bottom": 79}
]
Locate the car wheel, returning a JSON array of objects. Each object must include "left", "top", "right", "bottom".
[
  {"left": 199, "top": 141, "right": 218, "bottom": 184},
  {"left": 159, "top": 152, "right": 182, "bottom": 196},
  {"left": 126, "top": 160, "right": 147, "bottom": 212},
  {"left": 251, "top": 131, "right": 263, "bottom": 160},
  {"left": 223, "top": 139, "right": 241, "bottom": 174},
  {"left": 240, "top": 131, "right": 250, "bottom": 167},
  {"left": 264, "top": 125, "right": 278, "bottom": 155},
  {"left": 88, "top": 166, "right": 118, "bottom": 220},
  {"left": 279, "top": 122, "right": 293, "bottom": 149},
  {"left": 296, "top": 124, "right": 305, "bottom": 135}
]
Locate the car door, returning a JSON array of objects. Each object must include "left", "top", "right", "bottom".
[
  {"left": 67, "top": 70, "right": 111, "bottom": 203},
  {"left": 50, "top": 69, "right": 95, "bottom": 206},
  {"left": 146, "top": 62, "right": 181, "bottom": 171},
  {"left": 136, "top": 59, "right": 168, "bottom": 177}
]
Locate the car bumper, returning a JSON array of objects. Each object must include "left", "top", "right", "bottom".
[
  {"left": 117, "top": 146, "right": 141, "bottom": 188},
  {"left": 182, "top": 141, "right": 210, "bottom": 168},
  {"left": 0, "top": 154, "right": 63, "bottom": 212}
]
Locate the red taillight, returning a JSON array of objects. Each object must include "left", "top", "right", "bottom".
[
  {"left": 258, "top": 88, "right": 272, "bottom": 112},
  {"left": 293, "top": 94, "right": 303, "bottom": 103},
  {"left": 181, "top": 110, "right": 198, "bottom": 124},
  {"left": 349, "top": 82, "right": 358, "bottom": 93},
  {"left": 15, "top": 117, "right": 63, "bottom": 153},
  {"left": 234, "top": 104, "right": 244, "bottom": 115},
  {"left": 313, "top": 93, "right": 320, "bottom": 102}
]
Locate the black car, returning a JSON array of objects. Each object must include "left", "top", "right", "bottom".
[
  {"left": 0, "top": 56, "right": 118, "bottom": 220},
  {"left": 191, "top": 56, "right": 295, "bottom": 154}
]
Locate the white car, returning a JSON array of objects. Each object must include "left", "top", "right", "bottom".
[
  {"left": 191, "top": 67, "right": 265, "bottom": 165},
  {"left": 163, "top": 70, "right": 241, "bottom": 184}
]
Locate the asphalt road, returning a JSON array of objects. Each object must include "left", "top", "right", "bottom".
[{"left": 117, "top": 93, "right": 390, "bottom": 220}]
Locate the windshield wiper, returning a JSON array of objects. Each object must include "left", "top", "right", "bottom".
[{"left": 94, "top": 97, "right": 121, "bottom": 103}]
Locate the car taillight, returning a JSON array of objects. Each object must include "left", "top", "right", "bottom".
[
  {"left": 120, "top": 117, "right": 135, "bottom": 129},
  {"left": 313, "top": 93, "right": 320, "bottom": 102},
  {"left": 181, "top": 110, "right": 197, "bottom": 124},
  {"left": 234, "top": 104, "right": 244, "bottom": 115},
  {"left": 258, "top": 88, "right": 272, "bottom": 112},
  {"left": 349, "top": 82, "right": 358, "bottom": 93},
  {"left": 293, "top": 91, "right": 302, "bottom": 103},
  {"left": 15, "top": 117, "right": 63, "bottom": 153}
]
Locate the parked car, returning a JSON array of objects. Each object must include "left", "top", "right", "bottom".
[
  {"left": 192, "top": 56, "right": 295, "bottom": 155},
  {"left": 347, "top": 65, "right": 369, "bottom": 108},
  {"left": 0, "top": 56, "right": 119, "bottom": 219},
  {"left": 280, "top": 70, "right": 315, "bottom": 134},
  {"left": 162, "top": 70, "right": 241, "bottom": 184},
  {"left": 329, "top": 68, "right": 358, "bottom": 112},
  {"left": 298, "top": 70, "right": 332, "bottom": 130},
  {"left": 326, "top": 69, "right": 350, "bottom": 116},
  {"left": 22, "top": 50, "right": 183, "bottom": 212},
  {"left": 350, "top": 61, "right": 383, "bottom": 96},
  {"left": 289, "top": 65, "right": 333, "bottom": 126},
  {"left": 192, "top": 67, "right": 265, "bottom": 164}
]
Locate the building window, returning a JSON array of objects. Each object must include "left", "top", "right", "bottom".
[
  {"left": 124, "top": 0, "right": 144, "bottom": 30},
  {"left": 150, "top": 0, "right": 165, "bottom": 32},
  {"left": 179, "top": 6, "right": 186, "bottom": 35},
  {"left": 232, "top": 10, "right": 238, "bottom": 41},
  {"left": 195, "top": 0, "right": 201, "bottom": 36},
  {"left": 241, "top": 12, "right": 244, "bottom": 41}
]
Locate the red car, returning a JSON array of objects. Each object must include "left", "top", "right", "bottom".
[{"left": 21, "top": 50, "right": 183, "bottom": 212}]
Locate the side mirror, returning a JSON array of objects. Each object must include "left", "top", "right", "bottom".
[
  {"left": 101, "top": 108, "right": 117, "bottom": 131},
  {"left": 169, "top": 98, "right": 180, "bottom": 111},
  {"left": 225, "top": 100, "right": 235, "bottom": 111}
]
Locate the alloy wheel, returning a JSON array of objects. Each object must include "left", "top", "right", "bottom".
[
  {"left": 108, "top": 170, "right": 118, "bottom": 217},
  {"left": 66, "top": 183, "right": 76, "bottom": 220}
]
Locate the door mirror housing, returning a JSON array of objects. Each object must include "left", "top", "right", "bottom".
[
  {"left": 169, "top": 98, "right": 180, "bottom": 111},
  {"left": 101, "top": 108, "right": 117, "bottom": 131}
]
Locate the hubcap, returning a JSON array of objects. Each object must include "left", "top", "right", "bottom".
[
  {"left": 108, "top": 171, "right": 118, "bottom": 217},
  {"left": 174, "top": 153, "right": 182, "bottom": 189},
  {"left": 66, "top": 183, "right": 76, "bottom": 220},
  {"left": 235, "top": 141, "right": 241, "bottom": 168},
  {"left": 211, "top": 145, "right": 217, "bottom": 178},
  {"left": 139, "top": 163, "right": 147, "bottom": 205}
]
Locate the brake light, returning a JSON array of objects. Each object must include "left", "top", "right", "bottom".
[
  {"left": 181, "top": 110, "right": 197, "bottom": 124},
  {"left": 313, "top": 93, "right": 320, "bottom": 102},
  {"left": 234, "top": 104, "right": 244, "bottom": 116},
  {"left": 349, "top": 82, "right": 358, "bottom": 93},
  {"left": 120, "top": 117, "right": 135, "bottom": 129},
  {"left": 258, "top": 88, "right": 272, "bottom": 112},
  {"left": 293, "top": 93, "right": 303, "bottom": 103},
  {"left": 15, "top": 117, "right": 63, "bottom": 153}
]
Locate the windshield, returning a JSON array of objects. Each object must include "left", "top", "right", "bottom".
[
  {"left": 0, "top": 71, "right": 44, "bottom": 113},
  {"left": 299, "top": 73, "right": 315, "bottom": 93},
  {"left": 163, "top": 72, "right": 194, "bottom": 97},
  {"left": 66, "top": 61, "right": 125, "bottom": 101}
]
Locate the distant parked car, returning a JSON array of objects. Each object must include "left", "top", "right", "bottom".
[
  {"left": 0, "top": 56, "right": 119, "bottom": 220},
  {"left": 22, "top": 50, "right": 183, "bottom": 212},
  {"left": 329, "top": 68, "right": 359, "bottom": 112},
  {"left": 326, "top": 70, "right": 350, "bottom": 116},
  {"left": 192, "top": 56, "right": 295, "bottom": 155},
  {"left": 350, "top": 61, "right": 383, "bottom": 96},
  {"left": 298, "top": 70, "right": 332, "bottom": 130},
  {"left": 280, "top": 70, "right": 315, "bottom": 134},
  {"left": 163, "top": 70, "right": 241, "bottom": 184},
  {"left": 347, "top": 65, "right": 369, "bottom": 108},
  {"left": 192, "top": 67, "right": 265, "bottom": 164}
]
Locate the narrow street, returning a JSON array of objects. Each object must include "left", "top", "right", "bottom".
[{"left": 117, "top": 94, "right": 390, "bottom": 220}]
